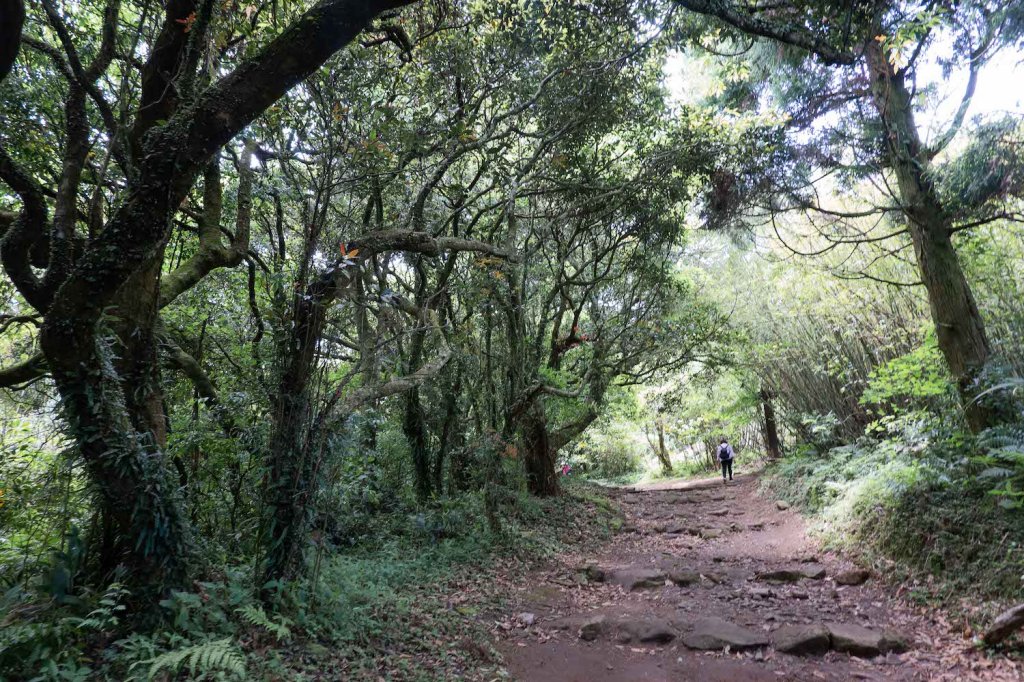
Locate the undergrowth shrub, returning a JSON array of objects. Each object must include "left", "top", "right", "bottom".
[
  {"left": 764, "top": 414, "right": 1024, "bottom": 604},
  {"left": 1, "top": 476, "right": 616, "bottom": 681}
]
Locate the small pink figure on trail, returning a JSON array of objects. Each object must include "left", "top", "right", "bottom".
[{"left": 561, "top": 463, "right": 571, "bottom": 476}]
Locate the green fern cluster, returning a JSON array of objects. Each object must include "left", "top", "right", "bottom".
[
  {"left": 974, "top": 423, "right": 1024, "bottom": 508},
  {"left": 138, "top": 637, "right": 246, "bottom": 681},
  {"left": 977, "top": 423, "right": 1024, "bottom": 452},
  {"left": 236, "top": 604, "right": 293, "bottom": 642}
]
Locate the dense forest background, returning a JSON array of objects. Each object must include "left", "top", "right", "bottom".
[{"left": 1, "top": 0, "right": 1023, "bottom": 679}]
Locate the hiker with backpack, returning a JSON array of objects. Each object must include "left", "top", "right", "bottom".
[{"left": 716, "top": 438, "right": 734, "bottom": 483}]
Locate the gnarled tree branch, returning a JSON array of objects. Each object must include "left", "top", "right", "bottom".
[{"left": 672, "top": 0, "right": 857, "bottom": 65}]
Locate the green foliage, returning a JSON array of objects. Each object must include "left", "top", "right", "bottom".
[
  {"left": 935, "top": 117, "right": 1024, "bottom": 220},
  {"left": 0, "top": 581, "right": 129, "bottom": 680},
  {"left": 2, "top": 0, "right": 1024, "bottom": 676},
  {"left": 793, "top": 412, "right": 844, "bottom": 453},
  {"left": 566, "top": 419, "right": 645, "bottom": 479},
  {"left": 974, "top": 423, "right": 1024, "bottom": 509},
  {"left": 860, "top": 332, "right": 956, "bottom": 413},
  {"left": 140, "top": 638, "right": 246, "bottom": 681}
]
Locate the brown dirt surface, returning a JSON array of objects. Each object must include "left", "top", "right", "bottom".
[{"left": 492, "top": 473, "right": 1023, "bottom": 681}]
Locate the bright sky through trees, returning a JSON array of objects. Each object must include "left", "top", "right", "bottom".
[{"left": 665, "top": 46, "right": 1024, "bottom": 133}]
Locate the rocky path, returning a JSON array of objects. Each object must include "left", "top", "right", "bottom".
[{"left": 494, "top": 473, "right": 1020, "bottom": 681}]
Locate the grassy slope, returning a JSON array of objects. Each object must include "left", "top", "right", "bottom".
[{"left": 762, "top": 443, "right": 1024, "bottom": 628}]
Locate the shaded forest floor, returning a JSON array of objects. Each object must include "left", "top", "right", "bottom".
[
  {"left": 287, "top": 486, "right": 622, "bottom": 680},
  {"left": 486, "top": 474, "right": 1023, "bottom": 681}
]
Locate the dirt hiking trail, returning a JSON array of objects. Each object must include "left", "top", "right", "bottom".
[{"left": 495, "top": 473, "right": 1020, "bottom": 681}]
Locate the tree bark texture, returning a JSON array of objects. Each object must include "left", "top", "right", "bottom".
[
  {"left": 522, "top": 405, "right": 559, "bottom": 496},
  {"left": 865, "top": 40, "right": 993, "bottom": 431},
  {"left": 760, "top": 387, "right": 782, "bottom": 460}
]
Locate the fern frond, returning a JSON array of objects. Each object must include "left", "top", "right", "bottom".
[
  {"left": 236, "top": 604, "right": 293, "bottom": 642},
  {"left": 145, "top": 637, "right": 246, "bottom": 680}
]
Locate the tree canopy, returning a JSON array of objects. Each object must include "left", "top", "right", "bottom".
[{"left": 1, "top": 1, "right": 1023, "bottom": 678}]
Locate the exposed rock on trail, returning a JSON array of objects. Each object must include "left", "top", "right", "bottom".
[
  {"left": 826, "top": 622, "right": 902, "bottom": 658},
  {"left": 836, "top": 568, "right": 872, "bottom": 586},
  {"left": 606, "top": 567, "right": 667, "bottom": 590},
  {"left": 772, "top": 623, "right": 831, "bottom": 655},
  {"left": 984, "top": 603, "right": 1024, "bottom": 645},
  {"left": 682, "top": 617, "right": 769, "bottom": 650},
  {"left": 615, "top": 617, "right": 676, "bottom": 644},
  {"left": 495, "top": 473, "right": 1023, "bottom": 680}
]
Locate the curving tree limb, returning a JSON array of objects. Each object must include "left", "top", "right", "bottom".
[
  {"left": 0, "top": 353, "right": 46, "bottom": 389},
  {"left": 671, "top": 0, "right": 858, "bottom": 65},
  {"left": 0, "top": 0, "right": 24, "bottom": 84}
]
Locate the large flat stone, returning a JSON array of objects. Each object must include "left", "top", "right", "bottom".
[
  {"left": 615, "top": 618, "right": 676, "bottom": 644},
  {"left": 608, "top": 567, "right": 666, "bottom": 590},
  {"left": 579, "top": 614, "right": 607, "bottom": 641},
  {"left": 757, "top": 568, "right": 805, "bottom": 583},
  {"left": 773, "top": 623, "right": 831, "bottom": 655},
  {"left": 985, "top": 604, "right": 1024, "bottom": 645},
  {"left": 880, "top": 629, "right": 911, "bottom": 653},
  {"left": 801, "top": 565, "right": 827, "bottom": 580},
  {"left": 826, "top": 622, "right": 884, "bottom": 657},
  {"left": 669, "top": 569, "right": 702, "bottom": 586},
  {"left": 682, "top": 617, "right": 769, "bottom": 650}
]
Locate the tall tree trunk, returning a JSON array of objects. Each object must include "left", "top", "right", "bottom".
[
  {"left": 262, "top": 362, "right": 316, "bottom": 585},
  {"left": 113, "top": 253, "right": 168, "bottom": 447},
  {"left": 866, "top": 41, "right": 993, "bottom": 432},
  {"left": 435, "top": 365, "right": 462, "bottom": 494},
  {"left": 760, "top": 386, "right": 782, "bottom": 460},
  {"left": 404, "top": 383, "right": 432, "bottom": 503},
  {"left": 522, "top": 405, "right": 558, "bottom": 496},
  {"left": 261, "top": 283, "right": 328, "bottom": 585},
  {"left": 403, "top": 258, "right": 432, "bottom": 502},
  {"left": 42, "top": 332, "right": 192, "bottom": 586}
]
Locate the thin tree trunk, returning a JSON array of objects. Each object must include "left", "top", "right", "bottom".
[
  {"left": 261, "top": 282, "right": 327, "bottom": 585},
  {"left": 656, "top": 421, "right": 673, "bottom": 474},
  {"left": 403, "top": 258, "right": 432, "bottom": 503},
  {"left": 404, "top": 383, "right": 432, "bottom": 503},
  {"left": 434, "top": 365, "right": 462, "bottom": 494}
]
